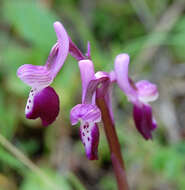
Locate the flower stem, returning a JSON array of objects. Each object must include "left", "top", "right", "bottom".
[{"left": 96, "top": 96, "right": 129, "bottom": 190}]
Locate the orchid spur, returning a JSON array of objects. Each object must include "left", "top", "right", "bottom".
[{"left": 17, "top": 21, "right": 69, "bottom": 126}]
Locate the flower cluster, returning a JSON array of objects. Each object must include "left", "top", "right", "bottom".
[{"left": 17, "top": 21, "right": 158, "bottom": 160}]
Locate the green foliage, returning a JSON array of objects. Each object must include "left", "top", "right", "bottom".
[
  {"left": 0, "top": 92, "right": 17, "bottom": 139},
  {"left": 99, "top": 175, "right": 117, "bottom": 190},
  {"left": 3, "top": 0, "right": 57, "bottom": 49},
  {"left": 1, "top": 0, "right": 185, "bottom": 189},
  {"left": 0, "top": 147, "right": 25, "bottom": 172},
  {"left": 20, "top": 168, "right": 71, "bottom": 190}
]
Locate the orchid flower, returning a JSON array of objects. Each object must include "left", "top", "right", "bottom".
[
  {"left": 114, "top": 54, "right": 159, "bottom": 140},
  {"left": 17, "top": 22, "right": 69, "bottom": 126},
  {"left": 70, "top": 58, "right": 109, "bottom": 160}
]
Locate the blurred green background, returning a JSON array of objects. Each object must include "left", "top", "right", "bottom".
[{"left": 1, "top": 0, "right": 185, "bottom": 189}]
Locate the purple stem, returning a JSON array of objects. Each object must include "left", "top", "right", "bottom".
[{"left": 96, "top": 86, "right": 129, "bottom": 190}]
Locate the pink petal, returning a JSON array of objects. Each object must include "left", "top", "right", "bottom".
[
  {"left": 86, "top": 71, "right": 110, "bottom": 103},
  {"left": 70, "top": 104, "right": 101, "bottom": 125},
  {"left": 17, "top": 21, "right": 69, "bottom": 89},
  {"left": 46, "top": 21, "right": 69, "bottom": 77},
  {"left": 114, "top": 54, "right": 138, "bottom": 103},
  {"left": 26, "top": 86, "right": 59, "bottom": 126},
  {"left": 136, "top": 80, "right": 159, "bottom": 103},
  {"left": 80, "top": 122, "right": 99, "bottom": 160},
  {"left": 78, "top": 59, "right": 95, "bottom": 103},
  {"left": 17, "top": 64, "right": 52, "bottom": 89}
]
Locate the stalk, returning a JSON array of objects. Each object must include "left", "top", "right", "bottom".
[{"left": 96, "top": 88, "right": 129, "bottom": 190}]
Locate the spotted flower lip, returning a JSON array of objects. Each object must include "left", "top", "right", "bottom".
[
  {"left": 70, "top": 104, "right": 101, "bottom": 160},
  {"left": 17, "top": 21, "right": 69, "bottom": 126},
  {"left": 114, "top": 53, "right": 159, "bottom": 140}
]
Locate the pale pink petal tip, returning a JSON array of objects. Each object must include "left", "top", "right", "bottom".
[
  {"left": 136, "top": 80, "right": 159, "bottom": 103},
  {"left": 115, "top": 53, "right": 130, "bottom": 64}
]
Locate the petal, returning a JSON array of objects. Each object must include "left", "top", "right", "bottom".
[
  {"left": 133, "top": 103, "right": 157, "bottom": 140},
  {"left": 26, "top": 86, "right": 59, "bottom": 126},
  {"left": 46, "top": 42, "right": 59, "bottom": 69},
  {"left": 46, "top": 21, "right": 69, "bottom": 77},
  {"left": 80, "top": 122, "right": 99, "bottom": 160},
  {"left": 70, "top": 104, "right": 101, "bottom": 125},
  {"left": 69, "top": 37, "right": 85, "bottom": 61},
  {"left": 78, "top": 59, "right": 95, "bottom": 103},
  {"left": 17, "top": 22, "right": 69, "bottom": 89},
  {"left": 114, "top": 54, "right": 138, "bottom": 103},
  {"left": 86, "top": 71, "right": 110, "bottom": 102},
  {"left": 136, "top": 80, "right": 159, "bottom": 103},
  {"left": 17, "top": 64, "right": 52, "bottom": 89}
]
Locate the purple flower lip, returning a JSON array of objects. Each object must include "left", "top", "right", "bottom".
[
  {"left": 133, "top": 104, "right": 157, "bottom": 140},
  {"left": 26, "top": 87, "right": 60, "bottom": 126}
]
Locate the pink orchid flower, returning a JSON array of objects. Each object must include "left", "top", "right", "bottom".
[{"left": 17, "top": 22, "right": 69, "bottom": 126}]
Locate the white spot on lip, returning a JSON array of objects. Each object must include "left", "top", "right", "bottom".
[
  {"left": 81, "top": 121, "right": 94, "bottom": 147},
  {"left": 25, "top": 88, "right": 39, "bottom": 114}
]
